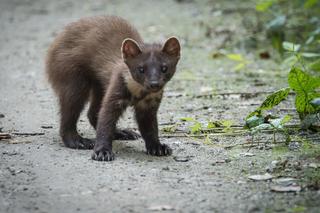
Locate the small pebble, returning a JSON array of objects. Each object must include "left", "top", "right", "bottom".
[{"left": 173, "top": 156, "right": 190, "bottom": 162}]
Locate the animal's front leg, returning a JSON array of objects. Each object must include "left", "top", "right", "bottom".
[
  {"left": 135, "top": 105, "right": 172, "bottom": 156},
  {"left": 92, "top": 94, "right": 127, "bottom": 161}
]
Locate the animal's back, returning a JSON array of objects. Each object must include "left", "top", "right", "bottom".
[{"left": 46, "top": 16, "right": 143, "bottom": 90}]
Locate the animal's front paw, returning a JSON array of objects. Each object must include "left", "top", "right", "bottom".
[
  {"left": 146, "top": 143, "right": 172, "bottom": 156},
  {"left": 91, "top": 145, "right": 115, "bottom": 161}
]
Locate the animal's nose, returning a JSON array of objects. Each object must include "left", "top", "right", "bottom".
[{"left": 150, "top": 81, "right": 160, "bottom": 89}]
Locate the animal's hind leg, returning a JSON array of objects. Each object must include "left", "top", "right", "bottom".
[
  {"left": 58, "top": 79, "right": 94, "bottom": 149},
  {"left": 114, "top": 129, "right": 140, "bottom": 140},
  {"left": 87, "top": 85, "right": 140, "bottom": 140}
]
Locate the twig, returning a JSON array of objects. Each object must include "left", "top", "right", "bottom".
[
  {"left": 166, "top": 94, "right": 184, "bottom": 98},
  {"left": 161, "top": 128, "right": 292, "bottom": 137},
  {"left": 12, "top": 132, "right": 45, "bottom": 136},
  {"left": 161, "top": 127, "right": 307, "bottom": 139},
  {"left": 160, "top": 134, "right": 189, "bottom": 138},
  {"left": 159, "top": 122, "right": 177, "bottom": 126},
  {"left": 223, "top": 142, "right": 259, "bottom": 149},
  {"left": 160, "top": 131, "right": 248, "bottom": 138},
  {"left": 41, "top": 125, "right": 53, "bottom": 129},
  {"left": 166, "top": 91, "right": 296, "bottom": 99},
  {"left": 222, "top": 139, "right": 308, "bottom": 150},
  {"left": 192, "top": 91, "right": 295, "bottom": 99},
  {"left": 0, "top": 133, "right": 11, "bottom": 140}
]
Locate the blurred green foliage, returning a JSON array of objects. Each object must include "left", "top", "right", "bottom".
[
  {"left": 255, "top": 0, "right": 320, "bottom": 55},
  {"left": 244, "top": 0, "right": 320, "bottom": 132}
]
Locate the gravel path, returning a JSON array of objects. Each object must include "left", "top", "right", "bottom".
[{"left": 1, "top": 1, "right": 319, "bottom": 212}]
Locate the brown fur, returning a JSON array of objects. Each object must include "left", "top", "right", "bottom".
[{"left": 46, "top": 15, "right": 180, "bottom": 161}]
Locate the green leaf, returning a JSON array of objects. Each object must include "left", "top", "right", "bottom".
[
  {"left": 161, "top": 124, "right": 177, "bottom": 133},
  {"left": 304, "top": 0, "right": 318, "bottom": 8},
  {"left": 288, "top": 67, "right": 320, "bottom": 116},
  {"left": 295, "top": 93, "right": 320, "bottom": 114},
  {"left": 282, "top": 41, "right": 300, "bottom": 52},
  {"left": 180, "top": 117, "right": 195, "bottom": 122},
  {"left": 301, "top": 52, "right": 320, "bottom": 58},
  {"left": 234, "top": 63, "right": 246, "bottom": 71},
  {"left": 280, "top": 115, "right": 292, "bottom": 125},
  {"left": 282, "top": 55, "right": 299, "bottom": 67},
  {"left": 226, "top": 54, "right": 244, "bottom": 62},
  {"left": 256, "top": 0, "right": 276, "bottom": 12},
  {"left": 245, "top": 88, "right": 290, "bottom": 120},
  {"left": 309, "top": 59, "right": 320, "bottom": 72},
  {"left": 245, "top": 115, "right": 264, "bottom": 129},
  {"left": 221, "top": 120, "right": 234, "bottom": 132},
  {"left": 266, "top": 15, "right": 286, "bottom": 30},
  {"left": 269, "top": 118, "right": 283, "bottom": 129},
  {"left": 207, "top": 121, "right": 217, "bottom": 129},
  {"left": 209, "top": 121, "right": 223, "bottom": 128},
  {"left": 307, "top": 28, "right": 320, "bottom": 45},
  {"left": 190, "top": 122, "right": 202, "bottom": 134},
  {"left": 246, "top": 110, "right": 261, "bottom": 119},
  {"left": 288, "top": 67, "right": 320, "bottom": 93},
  {"left": 269, "top": 115, "right": 291, "bottom": 129},
  {"left": 250, "top": 123, "right": 274, "bottom": 134},
  {"left": 221, "top": 120, "right": 233, "bottom": 128},
  {"left": 259, "top": 88, "right": 291, "bottom": 111},
  {"left": 246, "top": 88, "right": 290, "bottom": 120},
  {"left": 306, "top": 36, "right": 315, "bottom": 45}
]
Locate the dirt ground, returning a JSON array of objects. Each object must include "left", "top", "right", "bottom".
[{"left": 1, "top": 0, "right": 320, "bottom": 212}]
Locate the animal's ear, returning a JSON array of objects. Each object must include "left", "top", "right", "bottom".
[
  {"left": 162, "top": 37, "right": 181, "bottom": 58},
  {"left": 121, "top": 38, "right": 142, "bottom": 59}
]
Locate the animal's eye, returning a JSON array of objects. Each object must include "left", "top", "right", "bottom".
[
  {"left": 161, "top": 65, "right": 168, "bottom": 73},
  {"left": 138, "top": 66, "right": 144, "bottom": 74}
]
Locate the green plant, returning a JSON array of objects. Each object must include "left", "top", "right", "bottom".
[
  {"left": 180, "top": 117, "right": 203, "bottom": 134},
  {"left": 255, "top": 0, "right": 320, "bottom": 55},
  {"left": 246, "top": 114, "right": 292, "bottom": 143},
  {"left": 226, "top": 53, "right": 251, "bottom": 71},
  {"left": 246, "top": 41, "right": 320, "bottom": 133}
]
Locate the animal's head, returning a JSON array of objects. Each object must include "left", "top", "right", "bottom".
[{"left": 122, "top": 37, "right": 181, "bottom": 93}]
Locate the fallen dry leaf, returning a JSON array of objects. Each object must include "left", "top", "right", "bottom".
[
  {"left": 240, "top": 152, "right": 255, "bottom": 157},
  {"left": 248, "top": 173, "right": 273, "bottom": 181},
  {"left": 273, "top": 178, "right": 297, "bottom": 186}
]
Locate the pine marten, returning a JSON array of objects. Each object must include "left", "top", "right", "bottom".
[{"left": 46, "top": 16, "right": 181, "bottom": 161}]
